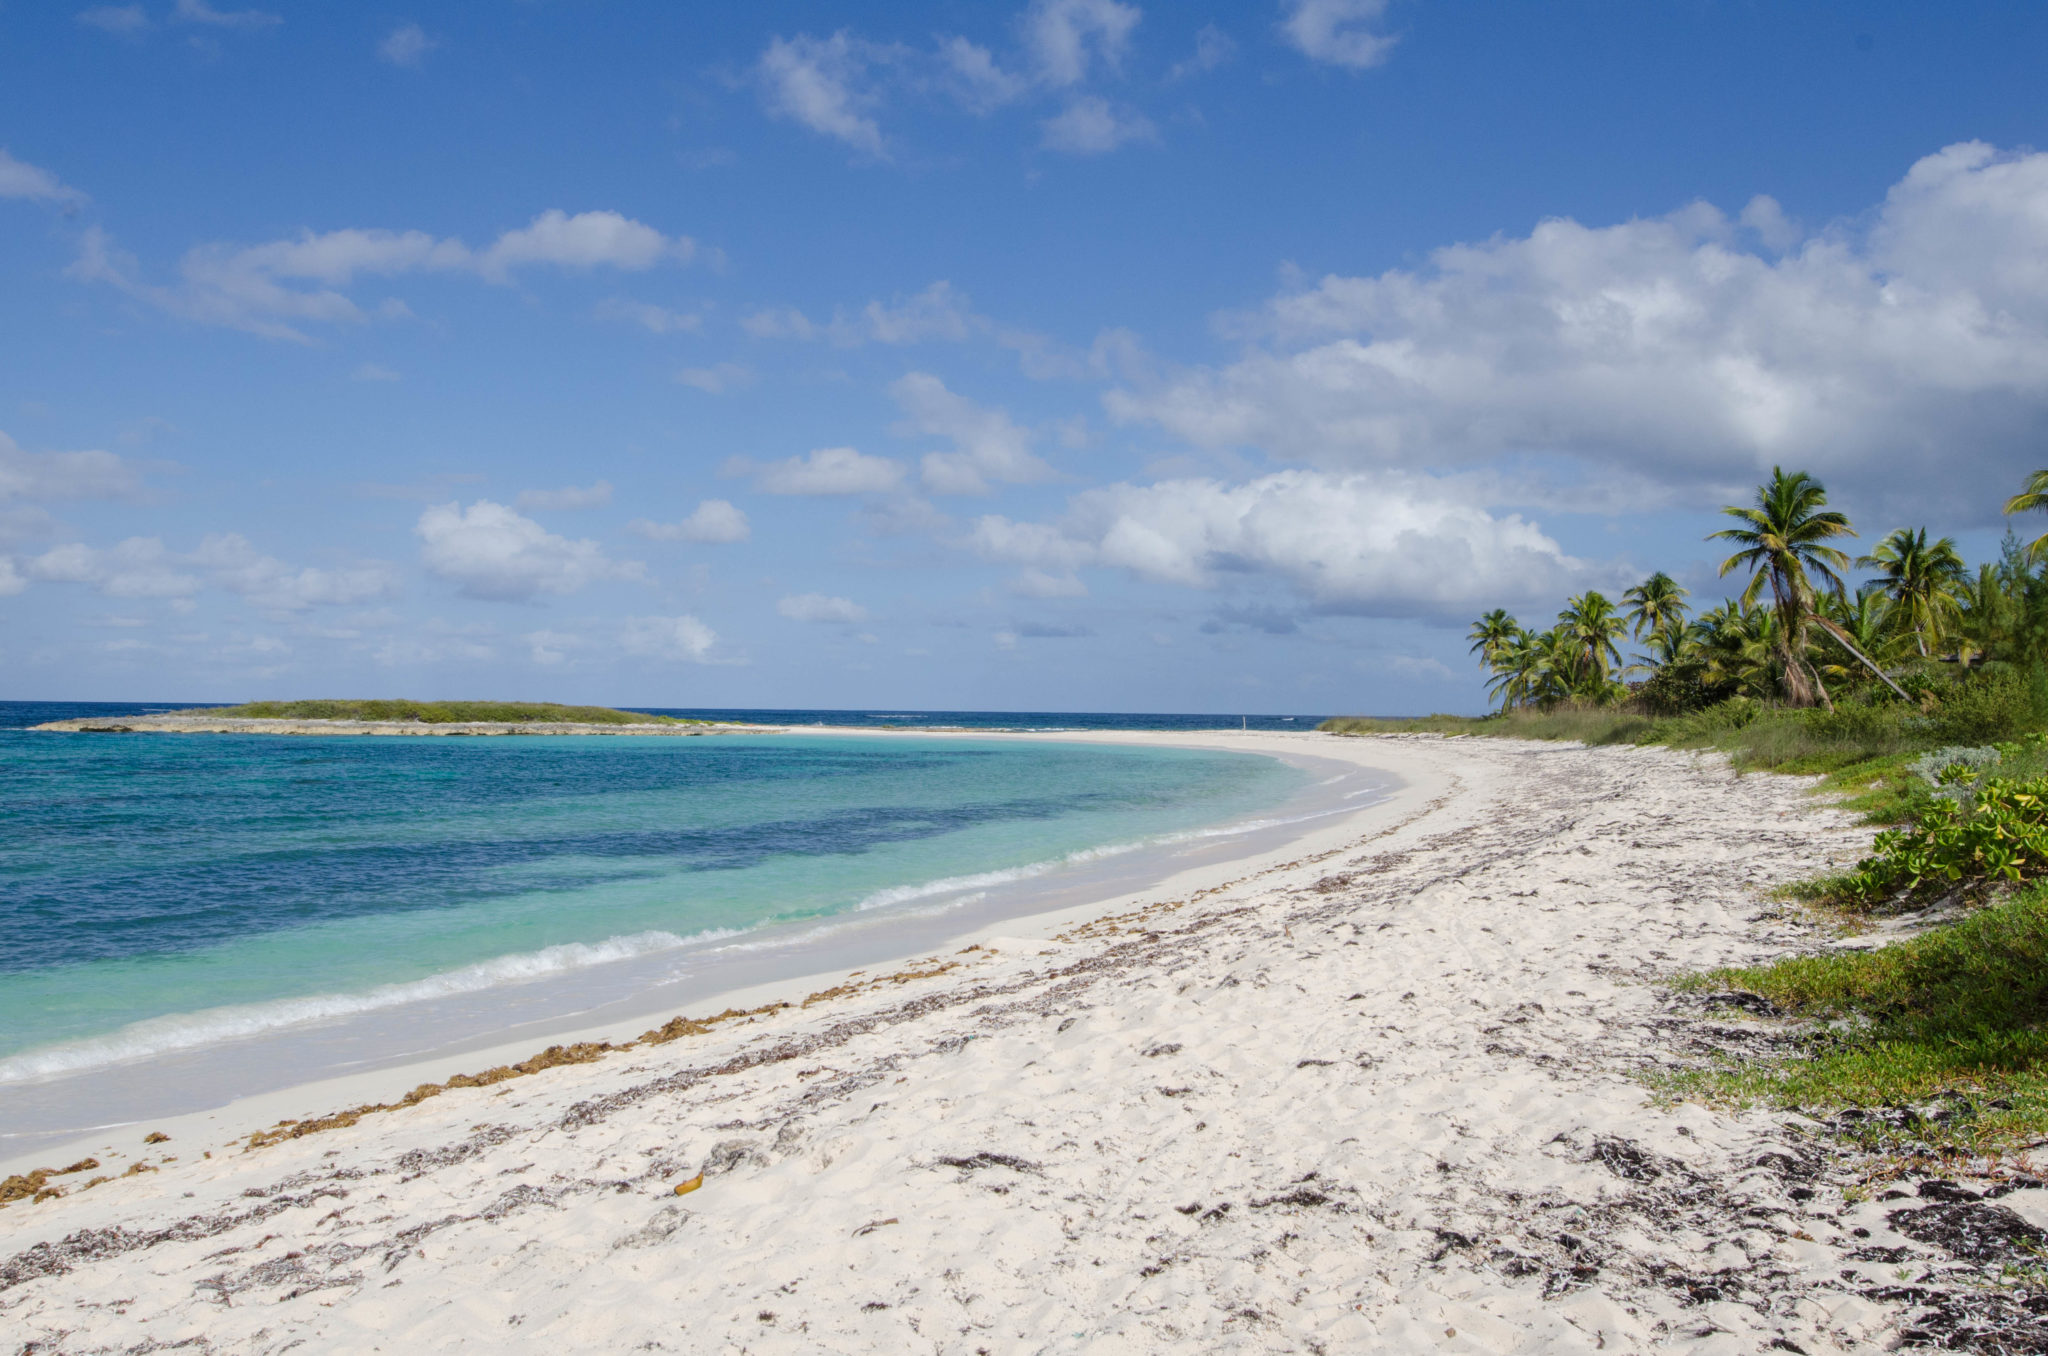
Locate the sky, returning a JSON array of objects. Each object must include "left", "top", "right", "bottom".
[{"left": 2, "top": 0, "right": 2046, "bottom": 714}]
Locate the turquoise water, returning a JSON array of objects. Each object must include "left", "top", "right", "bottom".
[{"left": 0, "top": 715, "right": 1312, "bottom": 1087}]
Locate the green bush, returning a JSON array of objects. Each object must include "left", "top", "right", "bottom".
[
  {"left": 1636, "top": 665, "right": 1731, "bottom": 716},
  {"left": 1804, "top": 699, "right": 1904, "bottom": 747},
  {"left": 1923, "top": 671, "right": 2039, "bottom": 746},
  {"left": 1844, "top": 776, "right": 2048, "bottom": 904}
]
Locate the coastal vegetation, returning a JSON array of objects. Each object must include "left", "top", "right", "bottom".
[
  {"left": 1328, "top": 466, "right": 2048, "bottom": 1157},
  {"left": 190, "top": 699, "right": 697, "bottom": 725}
]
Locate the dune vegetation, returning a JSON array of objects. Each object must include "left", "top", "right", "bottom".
[
  {"left": 190, "top": 699, "right": 700, "bottom": 726},
  {"left": 1328, "top": 466, "right": 2048, "bottom": 1155}
]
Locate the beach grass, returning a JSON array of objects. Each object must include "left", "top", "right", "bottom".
[
  {"left": 189, "top": 699, "right": 701, "bottom": 726},
  {"left": 1662, "top": 883, "right": 2048, "bottom": 1155}
]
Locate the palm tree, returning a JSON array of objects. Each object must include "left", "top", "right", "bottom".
[
  {"left": 1622, "top": 572, "right": 1690, "bottom": 641},
  {"left": 1954, "top": 562, "right": 2014, "bottom": 667},
  {"left": 1859, "top": 526, "right": 1965, "bottom": 656},
  {"left": 1708, "top": 468, "right": 1856, "bottom": 709},
  {"left": 1816, "top": 587, "right": 1900, "bottom": 683},
  {"left": 1558, "top": 592, "right": 1628, "bottom": 698},
  {"left": 1467, "top": 609, "right": 1522, "bottom": 669},
  {"left": 2006, "top": 470, "right": 2048, "bottom": 563}
]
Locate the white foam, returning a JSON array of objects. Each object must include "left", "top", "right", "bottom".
[{"left": 0, "top": 927, "right": 742, "bottom": 1086}]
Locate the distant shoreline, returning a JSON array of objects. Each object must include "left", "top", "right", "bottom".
[{"left": 27, "top": 714, "right": 771, "bottom": 737}]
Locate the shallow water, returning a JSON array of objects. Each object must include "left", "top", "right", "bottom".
[{"left": 0, "top": 703, "right": 1384, "bottom": 1150}]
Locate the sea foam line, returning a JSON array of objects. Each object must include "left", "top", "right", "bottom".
[{"left": 0, "top": 927, "right": 742, "bottom": 1086}]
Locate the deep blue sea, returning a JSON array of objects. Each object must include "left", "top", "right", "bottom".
[{"left": 0, "top": 702, "right": 1362, "bottom": 1131}]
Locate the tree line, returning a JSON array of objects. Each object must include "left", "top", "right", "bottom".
[{"left": 1468, "top": 468, "right": 2048, "bottom": 715}]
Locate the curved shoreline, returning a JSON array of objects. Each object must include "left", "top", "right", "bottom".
[
  {"left": 0, "top": 728, "right": 1390, "bottom": 1168},
  {"left": 4, "top": 732, "right": 1962, "bottom": 1354}
]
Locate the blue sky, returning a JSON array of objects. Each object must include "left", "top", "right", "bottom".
[{"left": 2, "top": 0, "right": 2046, "bottom": 713}]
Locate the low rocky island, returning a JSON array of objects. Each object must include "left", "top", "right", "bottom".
[{"left": 30, "top": 699, "right": 764, "bottom": 738}]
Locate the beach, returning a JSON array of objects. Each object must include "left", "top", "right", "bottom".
[{"left": 0, "top": 729, "right": 1984, "bottom": 1353}]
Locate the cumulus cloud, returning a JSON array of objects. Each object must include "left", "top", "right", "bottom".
[
  {"left": 0, "top": 432, "right": 141, "bottom": 502},
  {"left": 515, "top": 481, "right": 613, "bottom": 512},
  {"left": 0, "top": 149, "right": 85, "bottom": 206},
  {"left": 622, "top": 614, "right": 718, "bottom": 663},
  {"left": 777, "top": 592, "right": 869, "bottom": 623},
  {"left": 755, "top": 4, "right": 1152, "bottom": 156},
  {"left": 0, "top": 557, "right": 24, "bottom": 597},
  {"left": 1023, "top": 0, "right": 1140, "bottom": 85},
  {"left": 735, "top": 447, "right": 907, "bottom": 496},
  {"left": 173, "top": 0, "right": 279, "bottom": 29},
  {"left": 77, "top": 6, "right": 151, "bottom": 36},
  {"left": 416, "top": 500, "right": 643, "bottom": 601},
  {"left": 71, "top": 210, "right": 697, "bottom": 341},
  {"left": 379, "top": 22, "right": 434, "bottom": 67},
  {"left": 26, "top": 538, "right": 198, "bottom": 599},
  {"left": 1040, "top": 96, "right": 1155, "bottom": 154},
  {"left": 757, "top": 32, "right": 892, "bottom": 156},
  {"left": 890, "top": 372, "right": 1054, "bottom": 494},
  {"left": 969, "top": 469, "right": 1600, "bottom": 617},
  {"left": 1280, "top": 0, "right": 1397, "bottom": 70},
  {"left": 629, "top": 499, "right": 751, "bottom": 544},
  {"left": 1109, "top": 142, "right": 2048, "bottom": 518},
  {"left": 190, "top": 534, "right": 402, "bottom": 611}
]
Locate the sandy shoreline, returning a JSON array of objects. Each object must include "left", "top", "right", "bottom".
[{"left": 3, "top": 730, "right": 2015, "bottom": 1353}]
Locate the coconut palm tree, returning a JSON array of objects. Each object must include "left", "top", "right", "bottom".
[
  {"left": 2005, "top": 469, "right": 2048, "bottom": 563},
  {"left": 1467, "top": 609, "right": 1522, "bottom": 669},
  {"left": 1622, "top": 572, "right": 1690, "bottom": 642},
  {"left": 1708, "top": 468, "right": 1856, "bottom": 709},
  {"left": 1816, "top": 587, "right": 1900, "bottom": 684},
  {"left": 1859, "top": 526, "right": 1966, "bottom": 656},
  {"left": 1558, "top": 592, "right": 1628, "bottom": 698}
]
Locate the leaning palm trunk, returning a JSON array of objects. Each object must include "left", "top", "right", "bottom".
[{"left": 1809, "top": 616, "right": 1913, "bottom": 702}]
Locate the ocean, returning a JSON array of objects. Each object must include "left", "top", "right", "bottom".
[{"left": 0, "top": 702, "right": 1385, "bottom": 1154}]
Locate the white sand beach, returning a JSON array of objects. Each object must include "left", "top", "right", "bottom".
[{"left": 0, "top": 730, "right": 1978, "bottom": 1353}]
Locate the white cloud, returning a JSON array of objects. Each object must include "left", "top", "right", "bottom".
[
  {"left": 173, "top": 0, "right": 279, "bottom": 29},
  {"left": 416, "top": 500, "right": 643, "bottom": 601},
  {"left": 379, "top": 23, "right": 435, "bottom": 67},
  {"left": 594, "top": 297, "right": 702, "bottom": 333},
  {"left": 1040, "top": 96, "right": 1156, "bottom": 155},
  {"left": 676, "top": 362, "right": 755, "bottom": 393},
  {"left": 757, "top": 32, "right": 891, "bottom": 157},
  {"left": 778, "top": 592, "right": 869, "bottom": 623},
  {"left": 0, "top": 558, "right": 25, "bottom": 596},
  {"left": 1280, "top": 0, "right": 1397, "bottom": 70},
  {"left": 623, "top": 614, "right": 718, "bottom": 663},
  {"left": 737, "top": 447, "right": 907, "bottom": 496},
  {"left": 1023, "top": 0, "right": 1141, "bottom": 85},
  {"left": 0, "top": 431, "right": 141, "bottom": 502},
  {"left": 937, "top": 36, "right": 1029, "bottom": 112},
  {"left": 889, "top": 372, "right": 1054, "bottom": 494},
  {"left": 190, "top": 534, "right": 402, "bottom": 611},
  {"left": 477, "top": 209, "right": 687, "bottom": 281},
  {"left": 77, "top": 6, "right": 150, "bottom": 36},
  {"left": 26, "top": 538, "right": 198, "bottom": 599},
  {"left": 0, "top": 149, "right": 85, "bottom": 206},
  {"left": 629, "top": 499, "right": 751, "bottom": 544},
  {"left": 352, "top": 362, "right": 401, "bottom": 382},
  {"left": 516, "top": 481, "right": 613, "bottom": 511},
  {"left": 969, "top": 470, "right": 1599, "bottom": 616},
  {"left": 71, "top": 210, "right": 697, "bottom": 341},
  {"left": 1110, "top": 142, "right": 2048, "bottom": 516}
]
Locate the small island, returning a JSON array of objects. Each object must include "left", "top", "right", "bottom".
[{"left": 30, "top": 699, "right": 762, "bottom": 738}]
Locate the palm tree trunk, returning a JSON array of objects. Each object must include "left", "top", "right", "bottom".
[{"left": 1811, "top": 616, "right": 1913, "bottom": 702}]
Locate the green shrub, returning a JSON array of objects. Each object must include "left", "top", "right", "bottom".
[
  {"left": 1804, "top": 699, "right": 1904, "bottom": 747},
  {"left": 1924, "top": 671, "right": 2039, "bottom": 746},
  {"left": 1636, "top": 665, "right": 1731, "bottom": 716},
  {"left": 1843, "top": 776, "right": 2048, "bottom": 904}
]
